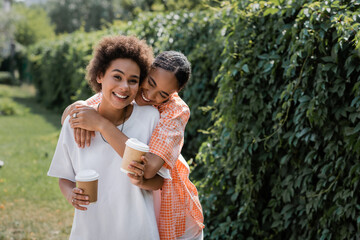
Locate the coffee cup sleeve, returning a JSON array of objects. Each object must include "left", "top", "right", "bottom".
[{"left": 156, "top": 167, "right": 172, "bottom": 180}]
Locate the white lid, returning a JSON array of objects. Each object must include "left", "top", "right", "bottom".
[
  {"left": 125, "top": 138, "right": 149, "bottom": 152},
  {"left": 75, "top": 169, "right": 99, "bottom": 182}
]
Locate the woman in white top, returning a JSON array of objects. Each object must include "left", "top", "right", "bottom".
[{"left": 48, "top": 35, "right": 169, "bottom": 240}]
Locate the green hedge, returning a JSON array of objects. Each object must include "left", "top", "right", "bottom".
[
  {"left": 28, "top": 1, "right": 360, "bottom": 239},
  {"left": 197, "top": 0, "right": 360, "bottom": 239},
  {"left": 29, "top": 31, "right": 101, "bottom": 111}
]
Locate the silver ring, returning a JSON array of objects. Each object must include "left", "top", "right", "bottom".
[
  {"left": 72, "top": 198, "right": 75, "bottom": 203},
  {"left": 72, "top": 112, "right": 77, "bottom": 118}
]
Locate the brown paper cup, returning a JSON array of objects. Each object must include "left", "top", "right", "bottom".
[
  {"left": 75, "top": 169, "right": 99, "bottom": 203},
  {"left": 121, "top": 138, "right": 149, "bottom": 174}
]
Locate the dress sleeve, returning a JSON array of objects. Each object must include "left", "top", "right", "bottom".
[
  {"left": 47, "top": 116, "right": 77, "bottom": 182},
  {"left": 148, "top": 97, "right": 190, "bottom": 170},
  {"left": 85, "top": 93, "right": 102, "bottom": 105}
]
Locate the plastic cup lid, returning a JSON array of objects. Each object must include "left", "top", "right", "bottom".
[
  {"left": 125, "top": 138, "right": 149, "bottom": 152},
  {"left": 75, "top": 169, "right": 99, "bottom": 181}
]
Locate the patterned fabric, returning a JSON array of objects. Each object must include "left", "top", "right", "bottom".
[
  {"left": 148, "top": 93, "right": 189, "bottom": 169},
  {"left": 150, "top": 93, "right": 204, "bottom": 239},
  {"left": 85, "top": 92, "right": 204, "bottom": 239},
  {"left": 85, "top": 92, "right": 102, "bottom": 106}
]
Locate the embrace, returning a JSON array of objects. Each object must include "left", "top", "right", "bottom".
[{"left": 47, "top": 35, "right": 204, "bottom": 239}]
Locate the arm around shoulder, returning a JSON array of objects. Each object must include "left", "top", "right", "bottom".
[{"left": 147, "top": 99, "right": 190, "bottom": 174}]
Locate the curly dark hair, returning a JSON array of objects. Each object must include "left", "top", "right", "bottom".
[
  {"left": 152, "top": 51, "right": 191, "bottom": 91},
  {"left": 86, "top": 35, "right": 154, "bottom": 92}
]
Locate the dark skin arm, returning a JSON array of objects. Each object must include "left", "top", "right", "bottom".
[
  {"left": 127, "top": 158, "right": 164, "bottom": 190},
  {"left": 61, "top": 101, "right": 95, "bottom": 148}
]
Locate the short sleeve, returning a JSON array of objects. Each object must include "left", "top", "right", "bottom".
[
  {"left": 148, "top": 93, "right": 190, "bottom": 169},
  {"left": 156, "top": 167, "right": 172, "bottom": 180},
  {"left": 85, "top": 93, "right": 102, "bottom": 106},
  {"left": 47, "top": 116, "right": 77, "bottom": 182}
]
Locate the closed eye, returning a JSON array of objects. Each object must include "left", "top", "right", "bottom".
[
  {"left": 148, "top": 78, "right": 155, "bottom": 87},
  {"left": 159, "top": 93, "right": 167, "bottom": 98}
]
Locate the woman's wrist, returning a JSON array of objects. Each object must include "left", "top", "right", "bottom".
[
  {"left": 66, "top": 189, "right": 73, "bottom": 204},
  {"left": 97, "top": 116, "right": 114, "bottom": 133}
]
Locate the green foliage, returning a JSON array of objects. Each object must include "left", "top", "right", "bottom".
[
  {"left": 0, "top": 3, "right": 15, "bottom": 64},
  {"left": 111, "top": 0, "right": 154, "bottom": 19},
  {"left": 0, "top": 100, "right": 16, "bottom": 116},
  {"left": 0, "top": 84, "right": 30, "bottom": 116},
  {"left": 29, "top": 30, "right": 101, "bottom": 111},
  {"left": 47, "top": 0, "right": 114, "bottom": 34},
  {"left": 0, "top": 72, "right": 13, "bottom": 85},
  {"left": 13, "top": 3, "right": 55, "bottom": 47},
  {"left": 44, "top": 0, "right": 206, "bottom": 34},
  {"left": 197, "top": 0, "right": 360, "bottom": 239},
  {"left": 0, "top": 3, "right": 54, "bottom": 84},
  {"left": 149, "top": 0, "right": 204, "bottom": 11}
]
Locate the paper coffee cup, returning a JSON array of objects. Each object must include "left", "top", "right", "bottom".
[
  {"left": 75, "top": 169, "right": 99, "bottom": 203},
  {"left": 121, "top": 138, "right": 149, "bottom": 174}
]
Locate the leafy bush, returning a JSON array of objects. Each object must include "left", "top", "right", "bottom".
[
  {"left": 13, "top": 3, "right": 55, "bottom": 47},
  {"left": 197, "top": 0, "right": 360, "bottom": 239},
  {"left": 29, "top": 30, "right": 101, "bottom": 111},
  {"left": 0, "top": 101, "right": 16, "bottom": 116},
  {"left": 0, "top": 72, "right": 14, "bottom": 85},
  {"left": 0, "top": 98, "right": 27, "bottom": 116}
]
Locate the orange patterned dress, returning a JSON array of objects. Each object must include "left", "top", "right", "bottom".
[{"left": 86, "top": 93, "right": 204, "bottom": 239}]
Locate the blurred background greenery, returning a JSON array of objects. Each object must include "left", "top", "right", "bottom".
[
  {"left": 1, "top": 0, "right": 360, "bottom": 239},
  {"left": 0, "top": 0, "right": 215, "bottom": 84}
]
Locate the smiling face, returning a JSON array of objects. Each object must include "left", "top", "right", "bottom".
[
  {"left": 135, "top": 67, "right": 179, "bottom": 106},
  {"left": 97, "top": 58, "right": 140, "bottom": 110}
]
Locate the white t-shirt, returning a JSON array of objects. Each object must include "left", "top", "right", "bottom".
[{"left": 48, "top": 104, "right": 169, "bottom": 240}]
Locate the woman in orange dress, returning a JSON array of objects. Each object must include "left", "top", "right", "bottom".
[{"left": 63, "top": 51, "right": 204, "bottom": 239}]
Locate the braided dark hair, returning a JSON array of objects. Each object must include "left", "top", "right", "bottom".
[{"left": 152, "top": 51, "right": 191, "bottom": 91}]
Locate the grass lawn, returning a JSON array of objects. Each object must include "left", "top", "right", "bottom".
[{"left": 0, "top": 84, "right": 73, "bottom": 239}]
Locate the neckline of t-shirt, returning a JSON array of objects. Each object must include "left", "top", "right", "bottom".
[{"left": 116, "top": 102, "right": 138, "bottom": 128}]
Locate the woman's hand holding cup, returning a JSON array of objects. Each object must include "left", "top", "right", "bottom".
[
  {"left": 127, "top": 156, "right": 147, "bottom": 187},
  {"left": 69, "top": 187, "right": 90, "bottom": 211}
]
